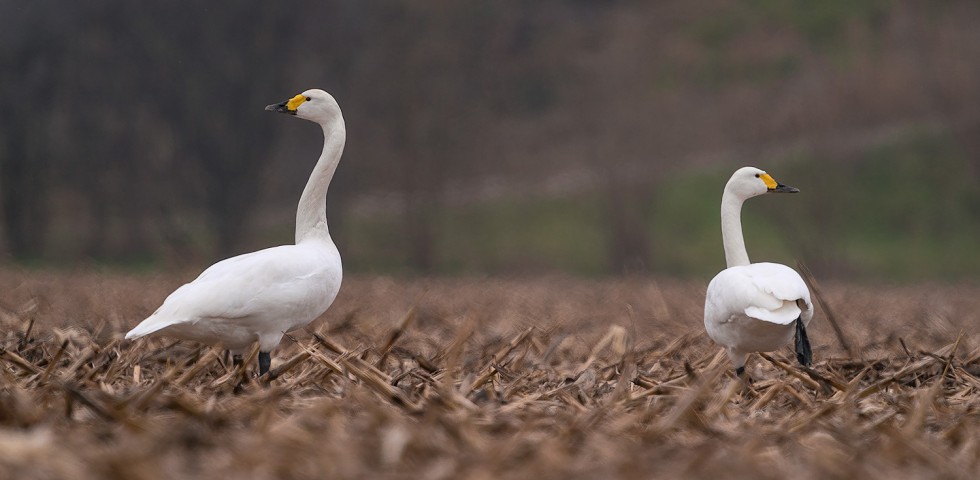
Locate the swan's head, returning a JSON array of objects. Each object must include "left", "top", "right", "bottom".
[
  {"left": 725, "top": 166, "right": 799, "bottom": 199},
  {"left": 265, "top": 89, "right": 341, "bottom": 125}
]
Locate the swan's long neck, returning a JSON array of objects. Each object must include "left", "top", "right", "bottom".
[
  {"left": 296, "top": 116, "right": 346, "bottom": 243},
  {"left": 720, "top": 189, "right": 750, "bottom": 267}
]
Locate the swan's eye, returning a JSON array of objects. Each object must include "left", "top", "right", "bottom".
[
  {"left": 755, "top": 174, "right": 760, "bottom": 178},
  {"left": 306, "top": 97, "right": 312, "bottom": 102}
]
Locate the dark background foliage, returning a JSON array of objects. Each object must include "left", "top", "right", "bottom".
[{"left": 2, "top": 0, "right": 979, "bottom": 280}]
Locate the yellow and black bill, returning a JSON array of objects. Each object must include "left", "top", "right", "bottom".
[
  {"left": 265, "top": 94, "right": 307, "bottom": 115},
  {"left": 761, "top": 173, "right": 800, "bottom": 193}
]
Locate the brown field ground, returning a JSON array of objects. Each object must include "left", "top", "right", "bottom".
[{"left": 0, "top": 270, "right": 978, "bottom": 479}]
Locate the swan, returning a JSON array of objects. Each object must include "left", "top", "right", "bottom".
[
  {"left": 126, "top": 89, "right": 345, "bottom": 376},
  {"left": 703, "top": 166, "right": 813, "bottom": 377}
]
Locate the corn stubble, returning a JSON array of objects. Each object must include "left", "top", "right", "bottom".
[{"left": 0, "top": 271, "right": 978, "bottom": 479}]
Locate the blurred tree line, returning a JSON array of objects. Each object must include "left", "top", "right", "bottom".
[{"left": 2, "top": 0, "right": 979, "bottom": 277}]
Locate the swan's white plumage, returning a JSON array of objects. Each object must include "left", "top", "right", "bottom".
[
  {"left": 705, "top": 263, "right": 813, "bottom": 358},
  {"left": 703, "top": 167, "right": 813, "bottom": 370},
  {"left": 126, "top": 240, "right": 341, "bottom": 351},
  {"left": 126, "top": 89, "right": 345, "bottom": 362},
  {"left": 711, "top": 262, "right": 810, "bottom": 325}
]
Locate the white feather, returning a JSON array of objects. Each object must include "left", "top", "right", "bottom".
[
  {"left": 714, "top": 262, "right": 810, "bottom": 325},
  {"left": 126, "top": 241, "right": 341, "bottom": 351}
]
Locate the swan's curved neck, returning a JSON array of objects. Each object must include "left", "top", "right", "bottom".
[
  {"left": 720, "top": 189, "right": 750, "bottom": 267},
  {"left": 296, "top": 116, "right": 345, "bottom": 243}
]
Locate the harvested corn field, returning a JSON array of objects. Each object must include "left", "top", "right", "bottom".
[{"left": 1, "top": 270, "right": 978, "bottom": 479}]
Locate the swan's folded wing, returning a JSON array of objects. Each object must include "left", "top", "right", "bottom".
[
  {"left": 143, "top": 244, "right": 335, "bottom": 326},
  {"left": 743, "top": 263, "right": 810, "bottom": 302},
  {"left": 717, "top": 263, "right": 810, "bottom": 325}
]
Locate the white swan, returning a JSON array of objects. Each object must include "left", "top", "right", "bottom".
[
  {"left": 126, "top": 89, "right": 345, "bottom": 375},
  {"left": 703, "top": 166, "right": 813, "bottom": 376}
]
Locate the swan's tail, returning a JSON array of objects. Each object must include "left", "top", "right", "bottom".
[{"left": 794, "top": 316, "right": 812, "bottom": 367}]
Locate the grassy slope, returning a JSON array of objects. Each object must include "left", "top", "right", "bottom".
[{"left": 343, "top": 129, "right": 980, "bottom": 281}]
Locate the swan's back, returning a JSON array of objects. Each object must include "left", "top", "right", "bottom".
[{"left": 705, "top": 262, "right": 812, "bottom": 327}]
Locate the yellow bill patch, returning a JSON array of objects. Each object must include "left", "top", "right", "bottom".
[
  {"left": 760, "top": 173, "right": 778, "bottom": 190},
  {"left": 286, "top": 94, "right": 307, "bottom": 112}
]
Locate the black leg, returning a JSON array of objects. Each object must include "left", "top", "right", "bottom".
[
  {"left": 794, "top": 317, "right": 812, "bottom": 367},
  {"left": 233, "top": 354, "right": 244, "bottom": 368},
  {"left": 258, "top": 351, "right": 271, "bottom": 376}
]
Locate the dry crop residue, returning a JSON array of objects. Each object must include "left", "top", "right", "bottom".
[{"left": 0, "top": 271, "right": 978, "bottom": 479}]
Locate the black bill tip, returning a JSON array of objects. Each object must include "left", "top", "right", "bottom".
[
  {"left": 265, "top": 102, "right": 295, "bottom": 114},
  {"left": 773, "top": 184, "right": 800, "bottom": 193},
  {"left": 794, "top": 317, "right": 812, "bottom": 367}
]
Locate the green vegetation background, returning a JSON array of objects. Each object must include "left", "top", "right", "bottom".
[
  {"left": 4, "top": 0, "right": 979, "bottom": 282},
  {"left": 345, "top": 130, "right": 980, "bottom": 281},
  {"left": 294, "top": 0, "right": 980, "bottom": 281}
]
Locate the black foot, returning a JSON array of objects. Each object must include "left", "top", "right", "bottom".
[
  {"left": 232, "top": 354, "right": 244, "bottom": 368},
  {"left": 258, "top": 351, "right": 271, "bottom": 376},
  {"left": 734, "top": 366, "right": 753, "bottom": 384},
  {"left": 794, "top": 317, "right": 812, "bottom": 367}
]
